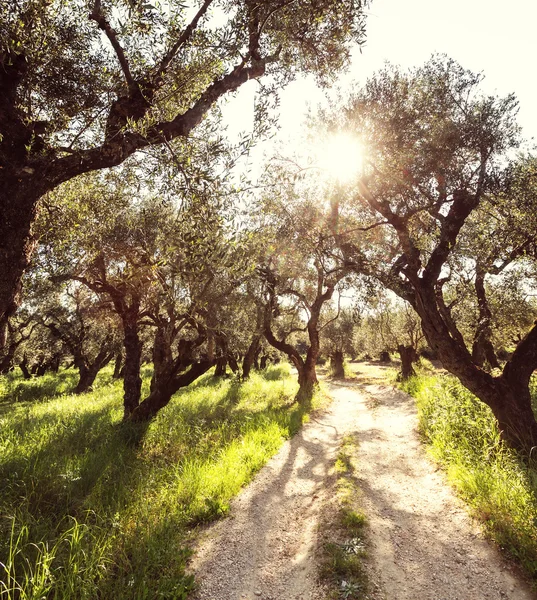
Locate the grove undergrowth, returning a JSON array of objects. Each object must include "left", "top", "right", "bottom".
[
  {"left": 401, "top": 371, "right": 537, "bottom": 580},
  {"left": 0, "top": 364, "right": 306, "bottom": 599}
]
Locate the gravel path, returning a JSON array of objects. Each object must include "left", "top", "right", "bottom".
[{"left": 190, "top": 364, "right": 535, "bottom": 600}]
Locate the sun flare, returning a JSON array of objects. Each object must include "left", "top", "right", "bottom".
[{"left": 317, "top": 132, "right": 364, "bottom": 183}]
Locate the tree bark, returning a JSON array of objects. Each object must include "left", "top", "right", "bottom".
[
  {"left": 19, "top": 355, "right": 31, "bottom": 379},
  {"left": 227, "top": 353, "right": 239, "bottom": 373},
  {"left": 0, "top": 341, "right": 17, "bottom": 374},
  {"left": 0, "top": 177, "right": 45, "bottom": 350},
  {"left": 471, "top": 267, "right": 500, "bottom": 369},
  {"left": 35, "top": 362, "right": 47, "bottom": 377},
  {"left": 379, "top": 350, "right": 391, "bottom": 362},
  {"left": 242, "top": 334, "right": 261, "bottom": 380},
  {"left": 113, "top": 352, "right": 123, "bottom": 379},
  {"left": 330, "top": 350, "right": 345, "bottom": 379},
  {"left": 413, "top": 281, "right": 537, "bottom": 453},
  {"left": 214, "top": 356, "right": 227, "bottom": 377},
  {"left": 397, "top": 344, "right": 416, "bottom": 381},
  {"left": 295, "top": 361, "right": 318, "bottom": 406},
  {"left": 150, "top": 323, "right": 174, "bottom": 392},
  {"left": 122, "top": 318, "right": 142, "bottom": 418},
  {"left": 50, "top": 354, "right": 61, "bottom": 373},
  {"left": 130, "top": 360, "right": 214, "bottom": 422},
  {"left": 73, "top": 349, "right": 114, "bottom": 394}
]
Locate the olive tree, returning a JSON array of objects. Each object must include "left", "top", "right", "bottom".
[
  {"left": 327, "top": 56, "right": 537, "bottom": 452},
  {"left": 256, "top": 161, "right": 352, "bottom": 403}
]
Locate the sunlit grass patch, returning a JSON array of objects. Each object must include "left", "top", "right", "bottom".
[
  {"left": 318, "top": 433, "right": 370, "bottom": 600},
  {"left": 401, "top": 372, "right": 537, "bottom": 579},
  {"left": 0, "top": 364, "right": 305, "bottom": 599},
  {"left": 0, "top": 364, "right": 127, "bottom": 405}
]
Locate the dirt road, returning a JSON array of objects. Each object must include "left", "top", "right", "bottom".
[{"left": 190, "top": 364, "right": 534, "bottom": 600}]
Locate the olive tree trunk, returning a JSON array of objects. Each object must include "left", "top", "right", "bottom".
[
  {"left": 397, "top": 345, "right": 416, "bottom": 381},
  {"left": 330, "top": 350, "right": 345, "bottom": 379}
]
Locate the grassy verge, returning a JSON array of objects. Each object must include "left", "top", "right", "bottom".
[
  {"left": 0, "top": 364, "right": 311, "bottom": 599},
  {"left": 318, "top": 434, "right": 371, "bottom": 600},
  {"left": 400, "top": 372, "right": 537, "bottom": 579}
]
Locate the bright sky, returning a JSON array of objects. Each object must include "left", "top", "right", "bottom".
[{"left": 224, "top": 0, "right": 537, "bottom": 146}]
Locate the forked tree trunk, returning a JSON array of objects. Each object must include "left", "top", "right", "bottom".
[
  {"left": 263, "top": 275, "right": 335, "bottom": 406},
  {"left": 130, "top": 360, "right": 214, "bottom": 422},
  {"left": 74, "top": 365, "right": 94, "bottom": 394},
  {"left": 73, "top": 349, "right": 114, "bottom": 394},
  {"left": 330, "top": 350, "right": 345, "bottom": 378},
  {"left": 397, "top": 345, "right": 416, "bottom": 381}
]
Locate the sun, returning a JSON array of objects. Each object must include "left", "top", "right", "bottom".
[{"left": 317, "top": 132, "right": 364, "bottom": 183}]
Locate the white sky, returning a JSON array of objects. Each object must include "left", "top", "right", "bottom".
[{"left": 223, "top": 0, "right": 537, "bottom": 146}]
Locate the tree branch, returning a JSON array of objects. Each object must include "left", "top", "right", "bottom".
[
  {"left": 155, "top": 0, "right": 215, "bottom": 80},
  {"left": 50, "top": 56, "right": 272, "bottom": 187},
  {"left": 89, "top": 0, "right": 137, "bottom": 93}
]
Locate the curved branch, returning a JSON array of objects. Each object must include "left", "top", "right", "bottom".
[{"left": 89, "top": 0, "right": 136, "bottom": 93}]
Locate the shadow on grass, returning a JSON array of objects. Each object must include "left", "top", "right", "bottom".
[
  {"left": 1, "top": 366, "right": 302, "bottom": 599},
  {"left": 1, "top": 365, "right": 298, "bottom": 521},
  {"left": 0, "top": 369, "right": 79, "bottom": 404},
  {"left": 0, "top": 365, "right": 124, "bottom": 405}
]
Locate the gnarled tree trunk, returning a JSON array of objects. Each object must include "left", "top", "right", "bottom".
[
  {"left": 295, "top": 360, "right": 318, "bottom": 405},
  {"left": 242, "top": 334, "right": 261, "bottom": 380},
  {"left": 330, "top": 350, "right": 345, "bottom": 378},
  {"left": 397, "top": 345, "right": 417, "bottom": 381},
  {"left": 150, "top": 323, "right": 174, "bottom": 392},
  {"left": 130, "top": 360, "right": 214, "bottom": 422},
  {"left": 414, "top": 281, "right": 537, "bottom": 453},
  {"left": 73, "top": 348, "right": 114, "bottom": 394}
]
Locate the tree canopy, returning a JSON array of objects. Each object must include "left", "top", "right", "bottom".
[
  {"left": 0, "top": 0, "right": 369, "bottom": 344},
  {"left": 320, "top": 56, "right": 537, "bottom": 451}
]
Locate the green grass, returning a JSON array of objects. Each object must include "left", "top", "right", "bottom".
[
  {"left": 401, "top": 372, "right": 537, "bottom": 579},
  {"left": 0, "top": 364, "right": 309, "bottom": 599},
  {"left": 318, "top": 434, "right": 370, "bottom": 600},
  {"left": 0, "top": 364, "right": 131, "bottom": 405}
]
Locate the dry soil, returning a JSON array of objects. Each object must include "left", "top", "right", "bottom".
[{"left": 190, "top": 363, "right": 535, "bottom": 600}]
